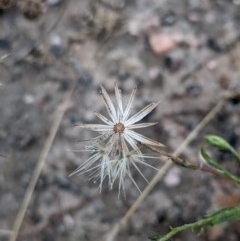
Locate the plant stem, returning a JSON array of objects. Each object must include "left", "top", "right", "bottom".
[
  {"left": 229, "top": 147, "right": 240, "bottom": 163},
  {"left": 159, "top": 205, "right": 240, "bottom": 241}
]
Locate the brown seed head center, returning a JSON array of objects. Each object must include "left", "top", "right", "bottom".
[{"left": 113, "top": 123, "right": 125, "bottom": 134}]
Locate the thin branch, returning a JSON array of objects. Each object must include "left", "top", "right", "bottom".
[{"left": 8, "top": 88, "right": 74, "bottom": 241}]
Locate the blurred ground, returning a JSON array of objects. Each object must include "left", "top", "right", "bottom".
[{"left": 0, "top": 0, "right": 240, "bottom": 241}]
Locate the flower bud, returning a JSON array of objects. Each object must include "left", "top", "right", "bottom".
[{"left": 204, "top": 135, "right": 231, "bottom": 151}]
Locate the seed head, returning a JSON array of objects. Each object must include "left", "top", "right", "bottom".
[
  {"left": 113, "top": 123, "right": 125, "bottom": 133},
  {"left": 72, "top": 83, "right": 164, "bottom": 194}
]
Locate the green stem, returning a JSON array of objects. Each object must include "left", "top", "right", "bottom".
[
  {"left": 158, "top": 205, "right": 240, "bottom": 241},
  {"left": 218, "top": 169, "right": 240, "bottom": 184},
  {"left": 229, "top": 147, "right": 240, "bottom": 163},
  {"left": 201, "top": 147, "right": 240, "bottom": 184}
]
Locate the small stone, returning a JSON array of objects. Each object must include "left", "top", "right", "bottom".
[
  {"left": 207, "top": 60, "right": 219, "bottom": 70},
  {"left": 148, "top": 67, "right": 160, "bottom": 80},
  {"left": 148, "top": 67, "right": 164, "bottom": 87},
  {"left": 127, "top": 19, "right": 141, "bottom": 36},
  {"left": 164, "top": 167, "right": 181, "bottom": 187},
  {"left": 187, "top": 11, "right": 200, "bottom": 22},
  {"left": 54, "top": 174, "right": 71, "bottom": 189},
  {"left": 59, "top": 79, "right": 72, "bottom": 91},
  {"left": 185, "top": 84, "right": 202, "bottom": 97},
  {"left": 163, "top": 56, "right": 182, "bottom": 72},
  {"left": 49, "top": 45, "right": 63, "bottom": 57},
  {"left": 148, "top": 32, "right": 176, "bottom": 55},
  {"left": 230, "top": 95, "right": 240, "bottom": 105},
  {"left": 118, "top": 72, "right": 130, "bottom": 82},
  {"left": 161, "top": 11, "right": 177, "bottom": 26},
  {"left": 0, "top": 38, "right": 11, "bottom": 49},
  {"left": 78, "top": 73, "right": 92, "bottom": 88},
  {"left": 63, "top": 214, "right": 75, "bottom": 230},
  {"left": 9, "top": 132, "right": 36, "bottom": 149},
  {"left": 207, "top": 38, "right": 225, "bottom": 53},
  {"left": 49, "top": 34, "right": 63, "bottom": 57},
  {"left": 50, "top": 34, "right": 62, "bottom": 46},
  {"left": 46, "top": 0, "right": 62, "bottom": 6},
  {"left": 219, "top": 74, "right": 230, "bottom": 89},
  {"left": 23, "top": 94, "right": 35, "bottom": 104}
]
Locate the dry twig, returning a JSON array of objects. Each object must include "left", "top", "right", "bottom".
[{"left": 8, "top": 88, "right": 74, "bottom": 241}]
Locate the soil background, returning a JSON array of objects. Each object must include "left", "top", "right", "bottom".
[{"left": 0, "top": 0, "right": 240, "bottom": 241}]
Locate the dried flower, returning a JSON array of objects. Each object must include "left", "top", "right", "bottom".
[
  {"left": 72, "top": 83, "right": 164, "bottom": 193},
  {"left": 70, "top": 144, "right": 115, "bottom": 192},
  {"left": 76, "top": 84, "right": 164, "bottom": 152},
  {"left": 113, "top": 148, "right": 162, "bottom": 195}
]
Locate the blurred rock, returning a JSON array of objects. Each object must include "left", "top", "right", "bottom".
[
  {"left": 47, "top": 0, "right": 62, "bottom": 6},
  {"left": 185, "top": 84, "right": 202, "bottom": 97},
  {"left": 148, "top": 32, "right": 177, "bottom": 55},
  {"left": 0, "top": 38, "right": 10, "bottom": 49},
  {"left": 163, "top": 56, "right": 182, "bottom": 72},
  {"left": 164, "top": 167, "right": 181, "bottom": 187},
  {"left": 207, "top": 38, "right": 226, "bottom": 53},
  {"left": 161, "top": 11, "right": 177, "bottom": 26}
]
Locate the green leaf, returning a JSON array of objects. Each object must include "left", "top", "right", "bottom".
[
  {"left": 205, "top": 135, "right": 240, "bottom": 163},
  {"left": 200, "top": 147, "right": 224, "bottom": 171},
  {"left": 200, "top": 148, "right": 240, "bottom": 184},
  {"left": 157, "top": 205, "right": 240, "bottom": 241},
  {"left": 204, "top": 135, "right": 231, "bottom": 151}
]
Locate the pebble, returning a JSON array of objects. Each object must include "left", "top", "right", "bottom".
[
  {"left": 163, "top": 56, "right": 182, "bottom": 72},
  {"left": 63, "top": 214, "right": 75, "bottom": 230},
  {"left": 207, "top": 60, "right": 219, "bottom": 70},
  {"left": 46, "top": 0, "right": 62, "bottom": 6},
  {"left": 161, "top": 11, "right": 177, "bottom": 26},
  {"left": 49, "top": 45, "right": 63, "bottom": 57},
  {"left": 230, "top": 95, "right": 240, "bottom": 105},
  {"left": 148, "top": 67, "right": 164, "bottom": 87},
  {"left": 219, "top": 74, "right": 230, "bottom": 89},
  {"left": 187, "top": 11, "right": 200, "bottom": 23},
  {"left": 9, "top": 131, "right": 36, "bottom": 149},
  {"left": 36, "top": 174, "right": 48, "bottom": 191},
  {"left": 127, "top": 19, "right": 141, "bottom": 36},
  {"left": 49, "top": 34, "right": 63, "bottom": 57},
  {"left": 23, "top": 94, "right": 35, "bottom": 104},
  {"left": 148, "top": 32, "right": 176, "bottom": 55},
  {"left": 164, "top": 167, "right": 181, "bottom": 187},
  {"left": 54, "top": 174, "right": 71, "bottom": 189},
  {"left": 0, "top": 38, "right": 11, "bottom": 49},
  {"left": 118, "top": 72, "right": 130, "bottom": 82},
  {"left": 185, "top": 84, "right": 202, "bottom": 97},
  {"left": 207, "top": 38, "right": 225, "bottom": 53},
  {"left": 78, "top": 73, "right": 92, "bottom": 88},
  {"left": 59, "top": 79, "right": 72, "bottom": 91},
  {"left": 50, "top": 34, "right": 62, "bottom": 46}
]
